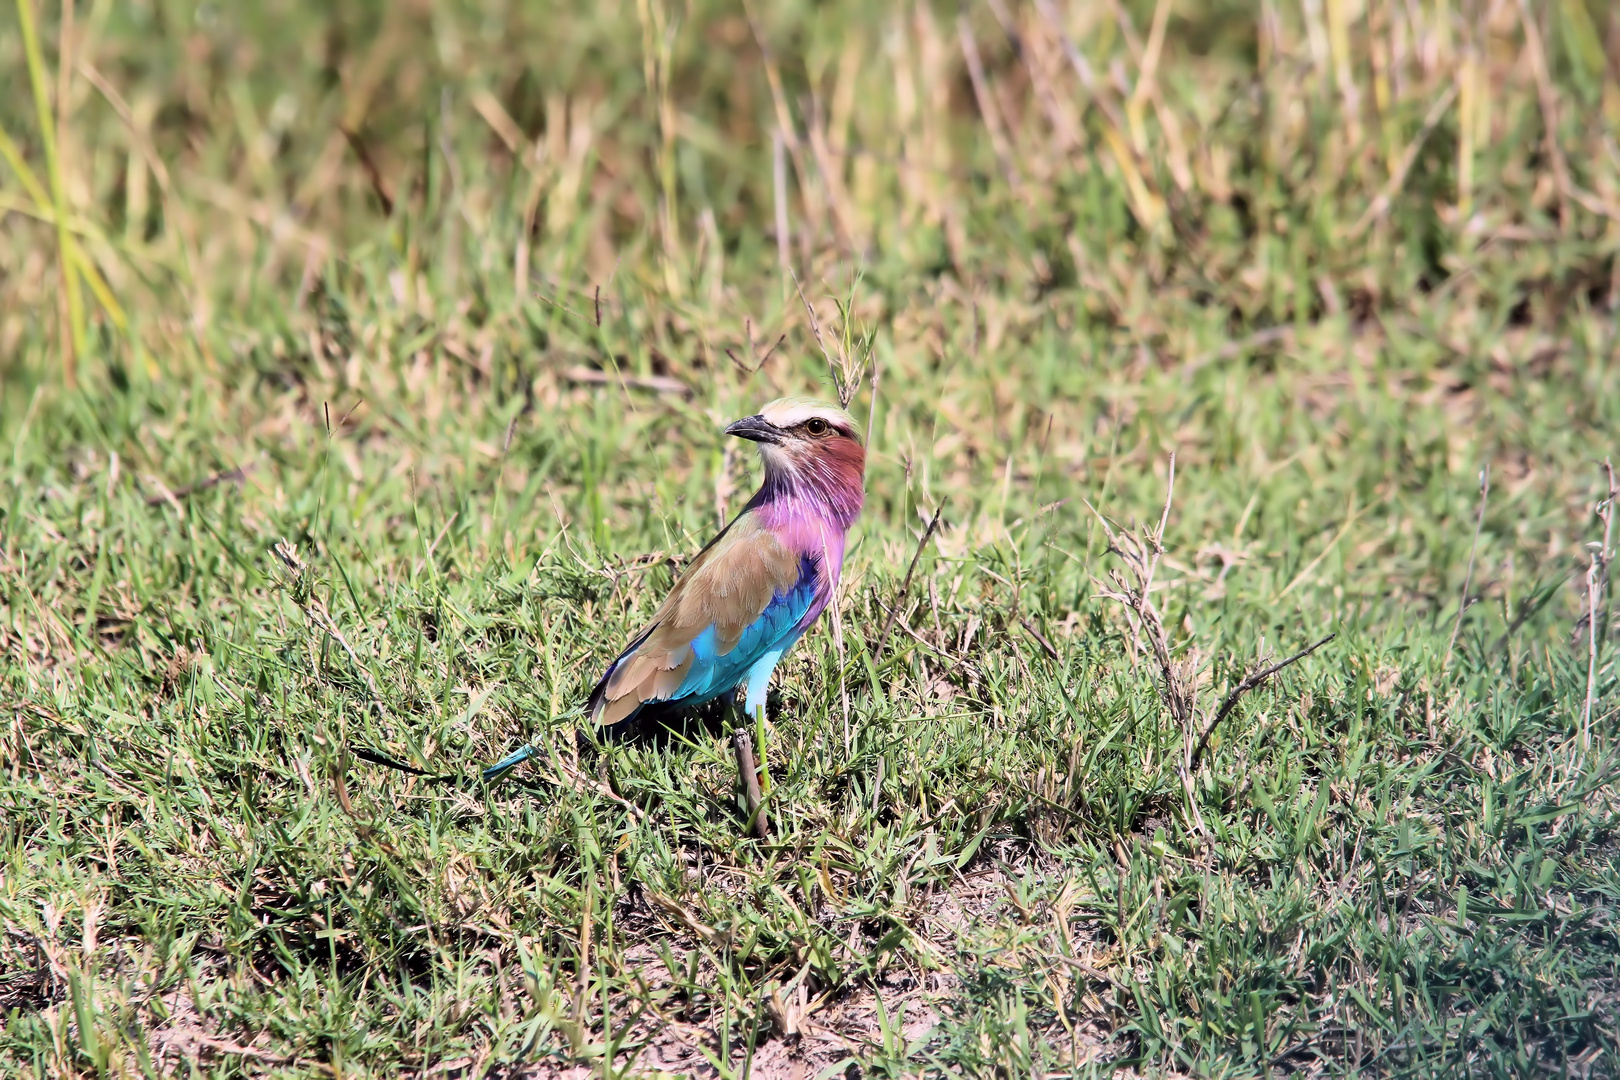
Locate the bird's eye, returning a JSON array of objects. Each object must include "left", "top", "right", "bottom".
[{"left": 805, "top": 417, "right": 830, "bottom": 437}]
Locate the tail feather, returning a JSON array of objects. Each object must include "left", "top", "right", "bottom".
[
  {"left": 481, "top": 743, "right": 538, "bottom": 782},
  {"left": 353, "top": 740, "right": 541, "bottom": 785},
  {"left": 351, "top": 746, "right": 434, "bottom": 775}
]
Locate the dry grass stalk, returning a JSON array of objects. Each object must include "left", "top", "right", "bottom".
[
  {"left": 1090, "top": 456, "right": 1193, "bottom": 733},
  {"left": 1514, "top": 0, "right": 1572, "bottom": 230},
  {"left": 1090, "top": 455, "right": 1332, "bottom": 827},
  {"left": 271, "top": 540, "right": 389, "bottom": 722},
  {"left": 1583, "top": 460, "right": 1616, "bottom": 749},
  {"left": 17, "top": 0, "right": 85, "bottom": 384},
  {"left": 1347, "top": 83, "right": 1459, "bottom": 240},
  {"left": 1446, "top": 464, "right": 1491, "bottom": 669},
  {"left": 772, "top": 128, "right": 791, "bottom": 279},
  {"left": 957, "top": 15, "right": 1020, "bottom": 191},
  {"left": 872, "top": 501, "right": 947, "bottom": 664},
  {"left": 1031, "top": 0, "right": 1168, "bottom": 234},
  {"left": 1188, "top": 634, "right": 1337, "bottom": 771},
  {"left": 790, "top": 271, "right": 873, "bottom": 410}
]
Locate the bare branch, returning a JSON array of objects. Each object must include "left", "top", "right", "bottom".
[
  {"left": 272, "top": 540, "right": 389, "bottom": 721},
  {"left": 789, "top": 269, "right": 834, "bottom": 371},
  {"left": 1445, "top": 464, "right": 1490, "bottom": 668},
  {"left": 145, "top": 462, "right": 255, "bottom": 506},
  {"left": 1189, "top": 633, "right": 1336, "bottom": 770},
  {"left": 1155, "top": 452, "right": 1177, "bottom": 545},
  {"left": 1583, "top": 459, "right": 1616, "bottom": 750},
  {"left": 872, "top": 502, "right": 946, "bottom": 664},
  {"left": 1019, "top": 617, "right": 1061, "bottom": 662}
]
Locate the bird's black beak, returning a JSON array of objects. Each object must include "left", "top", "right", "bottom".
[{"left": 725, "top": 415, "right": 782, "bottom": 444}]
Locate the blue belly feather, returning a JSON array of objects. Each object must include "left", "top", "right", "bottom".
[{"left": 666, "top": 557, "right": 818, "bottom": 707}]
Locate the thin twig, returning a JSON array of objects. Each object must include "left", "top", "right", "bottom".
[
  {"left": 1189, "top": 633, "right": 1337, "bottom": 771},
  {"left": 271, "top": 540, "right": 389, "bottom": 720},
  {"left": 1582, "top": 460, "right": 1616, "bottom": 750},
  {"left": 1515, "top": 0, "right": 1571, "bottom": 229},
  {"left": 871, "top": 594, "right": 949, "bottom": 659},
  {"left": 1019, "top": 617, "right": 1061, "bottom": 662},
  {"left": 789, "top": 269, "right": 838, "bottom": 388},
  {"left": 872, "top": 502, "right": 946, "bottom": 663},
  {"left": 1347, "top": 84, "right": 1459, "bottom": 240},
  {"left": 1584, "top": 556, "right": 1600, "bottom": 751},
  {"left": 339, "top": 126, "right": 395, "bottom": 216},
  {"left": 144, "top": 463, "right": 255, "bottom": 506},
  {"left": 1445, "top": 464, "right": 1490, "bottom": 668},
  {"left": 1090, "top": 455, "right": 1192, "bottom": 729},
  {"left": 1601, "top": 458, "right": 1616, "bottom": 645},
  {"left": 1154, "top": 454, "right": 1177, "bottom": 549},
  {"left": 561, "top": 365, "right": 692, "bottom": 397},
  {"left": 725, "top": 328, "right": 785, "bottom": 376}
]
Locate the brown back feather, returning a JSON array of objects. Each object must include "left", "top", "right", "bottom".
[{"left": 593, "top": 515, "right": 804, "bottom": 724}]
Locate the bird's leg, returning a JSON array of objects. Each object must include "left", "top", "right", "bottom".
[
  {"left": 753, "top": 702, "right": 772, "bottom": 796},
  {"left": 732, "top": 727, "right": 769, "bottom": 840}
]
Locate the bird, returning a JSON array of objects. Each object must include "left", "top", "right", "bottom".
[{"left": 483, "top": 397, "right": 866, "bottom": 795}]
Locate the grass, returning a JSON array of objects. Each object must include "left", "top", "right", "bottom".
[{"left": 3, "top": 0, "right": 1620, "bottom": 1075}]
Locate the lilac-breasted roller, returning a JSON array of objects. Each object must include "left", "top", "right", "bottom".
[{"left": 484, "top": 397, "right": 865, "bottom": 779}]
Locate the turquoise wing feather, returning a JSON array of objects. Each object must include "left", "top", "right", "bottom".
[
  {"left": 586, "top": 513, "right": 820, "bottom": 725},
  {"left": 481, "top": 570, "right": 815, "bottom": 781},
  {"left": 664, "top": 560, "right": 818, "bottom": 704}
]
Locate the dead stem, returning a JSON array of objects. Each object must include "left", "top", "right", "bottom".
[
  {"left": 1445, "top": 464, "right": 1490, "bottom": 669},
  {"left": 1091, "top": 456, "right": 1332, "bottom": 829},
  {"left": 271, "top": 540, "right": 389, "bottom": 722},
  {"left": 1189, "top": 634, "right": 1338, "bottom": 771},
  {"left": 1583, "top": 460, "right": 1616, "bottom": 749},
  {"left": 873, "top": 501, "right": 946, "bottom": 664}
]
